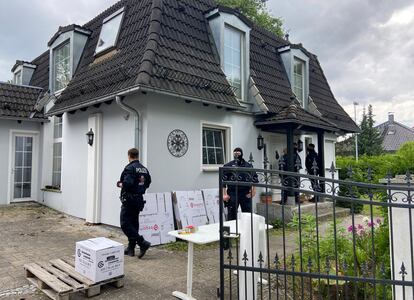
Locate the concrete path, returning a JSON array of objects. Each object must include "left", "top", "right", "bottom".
[{"left": 0, "top": 203, "right": 302, "bottom": 300}]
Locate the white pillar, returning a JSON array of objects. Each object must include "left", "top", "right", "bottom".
[
  {"left": 86, "top": 113, "right": 102, "bottom": 224},
  {"left": 387, "top": 177, "right": 413, "bottom": 300}
]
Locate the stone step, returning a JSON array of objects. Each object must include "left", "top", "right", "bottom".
[{"left": 256, "top": 202, "right": 350, "bottom": 223}]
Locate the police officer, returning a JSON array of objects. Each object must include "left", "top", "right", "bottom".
[
  {"left": 305, "top": 143, "right": 320, "bottom": 201},
  {"left": 280, "top": 143, "right": 302, "bottom": 204},
  {"left": 222, "top": 147, "right": 257, "bottom": 220},
  {"left": 117, "top": 148, "right": 151, "bottom": 258}
]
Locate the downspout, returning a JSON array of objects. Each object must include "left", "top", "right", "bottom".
[{"left": 115, "top": 95, "right": 140, "bottom": 150}]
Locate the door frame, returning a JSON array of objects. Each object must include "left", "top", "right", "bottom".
[{"left": 7, "top": 130, "right": 40, "bottom": 204}]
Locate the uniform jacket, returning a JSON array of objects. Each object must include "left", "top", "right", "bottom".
[{"left": 120, "top": 160, "right": 152, "bottom": 197}]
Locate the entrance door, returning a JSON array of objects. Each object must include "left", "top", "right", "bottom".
[{"left": 10, "top": 133, "right": 38, "bottom": 202}]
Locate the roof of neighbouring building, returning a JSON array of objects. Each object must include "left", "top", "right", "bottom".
[
  {"left": 0, "top": 82, "right": 46, "bottom": 120},
  {"left": 21, "top": 0, "right": 357, "bottom": 133},
  {"left": 376, "top": 115, "right": 414, "bottom": 151}
]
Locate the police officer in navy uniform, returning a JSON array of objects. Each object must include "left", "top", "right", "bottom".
[
  {"left": 222, "top": 147, "right": 257, "bottom": 220},
  {"left": 117, "top": 148, "right": 151, "bottom": 258}
]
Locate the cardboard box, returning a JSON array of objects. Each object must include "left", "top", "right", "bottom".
[
  {"left": 173, "top": 191, "right": 208, "bottom": 228},
  {"left": 202, "top": 188, "right": 220, "bottom": 224},
  {"left": 139, "top": 193, "right": 176, "bottom": 245},
  {"left": 75, "top": 237, "right": 124, "bottom": 283}
]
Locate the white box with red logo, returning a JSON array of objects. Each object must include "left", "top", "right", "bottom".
[
  {"left": 139, "top": 193, "right": 176, "bottom": 245},
  {"left": 173, "top": 190, "right": 208, "bottom": 228},
  {"left": 75, "top": 237, "right": 124, "bottom": 283},
  {"left": 202, "top": 188, "right": 220, "bottom": 224}
]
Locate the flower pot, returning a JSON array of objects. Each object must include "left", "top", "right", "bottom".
[{"left": 260, "top": 195, "right": 273, "bottom": 204}]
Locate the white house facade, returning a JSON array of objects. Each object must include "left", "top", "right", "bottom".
[{"left": 0, "top": 0, "right": 358, "bottom": 227}]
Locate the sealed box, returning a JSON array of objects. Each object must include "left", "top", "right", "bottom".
[{"left": 75, "top": 237, "right": 124, "bottom": 283}]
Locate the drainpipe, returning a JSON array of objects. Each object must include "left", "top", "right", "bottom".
[{"left": 115, "top": 95, "right": 140, "bottom": 150}]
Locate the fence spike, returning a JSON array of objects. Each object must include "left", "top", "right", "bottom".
[
  {"left": 312, "top": 159, "right": 319, "bottom": 175},
  {"left": 258, "top": 252, "right": 264, "bottom": 264},
  {"left": 274, "top": 253, "right": 280, "bottom": 269},
  {"left": 347, "top": 166, "right": 354, "bottom": 179},
  {"left": 307, "top": 257, "right": 313, "bottom": 270},
  {"left": 399, "top": 262, "right": 407, "bottom": 278},
  {"left": 325, "top": 257, "right": 330, "bottom": 274},
  {"left": 405, "top": 171, "right": 412, "bottom": 184},
  {"left": 242, "top": 250, "right": 249, "bottom": 263},
  {"left": 386, "top": 170, "right": 393, "bottom": 181},
  {"left": 342, "top": 260, "right": 348, "bottom": 272},
  {"left": 295, "top": 156, "right": 302, "bottom": 170},
  {"left": 367, "top": 166, "right": 373, "bottom": 181},
  {"left": 291, "top": 254, "right": 295, "bottom": 271},
  {"left": 278, "top": 156, "right": 285, "bottom": 169},
  {"left": 248, "top": 152, "right": 254, "bottom": 164},
  {"left": 227, "top": 248, "right": 233, "bottom": 261},
  {"left": 380, "top": 262, "right": 386, "bottom": 277},
  {"left": 329, "top": 161, "right": 336, "bottom": 175}
]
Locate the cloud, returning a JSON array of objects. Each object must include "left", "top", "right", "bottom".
[
  {"left": 0, "top": 0, "right": 118, "bottom": 82},
  {"left": 268, "top": 0, "right": 414, "bottom": 127}
]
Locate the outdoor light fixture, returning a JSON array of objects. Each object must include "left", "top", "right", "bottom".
[
  {"left": 257, "top": 134, "right": 264, "bottom": 150},
  {"left": 86, "top": 128, "right": 94, "bottom": 146}
]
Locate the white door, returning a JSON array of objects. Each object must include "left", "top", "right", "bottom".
[{"left": 9, "top": 132, "right": 38, "bottom": 202}]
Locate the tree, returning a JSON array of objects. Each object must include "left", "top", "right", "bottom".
[
  {"left": 358, "top": 105, "right": 384, "bottom": 156},
  {"left": 216, "top": 0, "right": 284, "bottom": 37},
  {"left": 336, "top": 135, "right": 355, "bottom": 156}
]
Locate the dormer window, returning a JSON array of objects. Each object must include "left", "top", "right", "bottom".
[
  {"left": 53, "top": 41, "right": 71, "bottom": 92},
  {"left": 293, "top": 58, "right": 305, "bottom": 106},
  {"left": 279, "top": 46, "right": 310, "bottom": 109},
  {"left": 224, "top": 26, "right": 243, "bottom": 99},
  {"left": 95, "top": 8, "right": 124, "bottom": 55},
  {"left": 14, "top": 71, "right": 22, "bottom": 85}
]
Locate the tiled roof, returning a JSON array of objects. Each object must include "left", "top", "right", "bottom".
[
  {"left": 29, "top": 51, "right": 49, "bottom": 91},
  {"left": 25, "top": 0, "right": 357, "bottom": 133},
  {"left": 255, "top": 102, "right": 339, "bottom": 132},
  {"left": 377, "top": 120, "right": 414, "bottom": 152},
  {"left": 0, "top": 82, "right": 46, "bottom": 120}
]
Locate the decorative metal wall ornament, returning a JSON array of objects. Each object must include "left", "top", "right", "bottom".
[{"left": 167, "top": 129, "right": 189, "bottom": 157}]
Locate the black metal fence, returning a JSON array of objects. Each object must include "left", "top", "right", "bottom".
[{"left": 219, "top": 163, "right": 414, "bottom": 299}]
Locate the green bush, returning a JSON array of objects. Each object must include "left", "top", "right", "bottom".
[{"left": 289, "top": 214, "right": 391, "bottom": 298}]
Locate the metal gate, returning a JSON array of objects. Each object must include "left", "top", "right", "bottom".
[{"left": 219, "top": 163, "right": 414, "bottom": 299}]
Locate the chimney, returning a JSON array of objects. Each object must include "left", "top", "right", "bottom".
[{"left": 388, "top": 112, "right": 394, "bottom": 123}]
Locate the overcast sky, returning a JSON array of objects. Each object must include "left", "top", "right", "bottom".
[{"left": 1, "top": 0, "right": 413, "bottom": 127}]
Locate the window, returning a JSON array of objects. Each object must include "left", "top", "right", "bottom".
[
  {"left": 52, "top": 117, "right": 62, "bottom": 188},
  {"left": 95, "top": 8, "right": 124, "bottom": 54},
  {"left": 14, "top": 71, "right": 22, "bottom": 85},
  {"left": 53, "top": 41, "right": 71, "bottom": 92},
  {"left": 203, "top": 128, "right": 226, "bottom": 165},
  {"left": 293, "top": 58, "right": 305, "bottom": 106},
  {"left": 224, "top": 26, "right": 243, "bottom": 99}
]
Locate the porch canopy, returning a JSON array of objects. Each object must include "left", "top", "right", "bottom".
[{"left": 255, "top": 103, "right": 340, "bottom": 177}]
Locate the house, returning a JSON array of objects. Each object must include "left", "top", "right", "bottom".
[
  {"left": 0, "top": 0, "right": 358, "bottom": 226},
  {"left": 376, "top": 113, "right": 414, "bottom": 152}
]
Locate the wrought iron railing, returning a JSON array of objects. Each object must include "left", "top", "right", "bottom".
[{"left": 219, "top": 164, "right": 414, "bottom": 299}]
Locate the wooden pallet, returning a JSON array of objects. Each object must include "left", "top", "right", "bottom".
[{"left": 24, "top": 258, "right": 124, "bottom": 300}]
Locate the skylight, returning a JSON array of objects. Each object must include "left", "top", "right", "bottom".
[{"left": 95, "top": 8, "right": 124, "bottom": 55}]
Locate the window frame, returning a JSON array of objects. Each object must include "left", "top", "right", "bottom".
[
  {"left": 95, "top": 7, "right": 125, "bottom": 56},
  {"left": 201, "top": 122, "right": 232, "bottom": 172},
  {"left": 223, "top": 25, "right": 244, "bottom": 100},
  {"left": 293, "top": 57, "right": 305, "bottom": 106},
  {"left": 52, "top": 116, "right": 63, "bottom": 189},
  {"left": 14, "top": 70, "right": 22, "bottom": 85},
  {"left": 52, "top": 40, "right": 71, "bottom": 93}
]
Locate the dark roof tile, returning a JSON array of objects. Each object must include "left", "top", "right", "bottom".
[{"left": 0, "top": 82, "right": 45, "bottom": 119}]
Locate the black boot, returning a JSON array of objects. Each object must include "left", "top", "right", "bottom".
[
  {"left": 137, "top": 241, "right": 151, "bottom": 259},
  {"left": 124, "top": 240, "right": 136, "bottom": 257}
]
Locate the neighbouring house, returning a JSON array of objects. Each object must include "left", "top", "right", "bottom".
[
  {"left": 376, "top": 113, "right": 414, "bottom": 152},
  {"left": 0, "top": 0, "right": 358, "bottom": 226}
]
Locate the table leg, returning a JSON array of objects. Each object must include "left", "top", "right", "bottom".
[{"left": 172, "top": 242, "right": 196, "bottom": 300}]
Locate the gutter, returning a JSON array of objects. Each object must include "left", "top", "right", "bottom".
[
  {"left": 0, "top": 116, "right": 49, "bottom": 123},
  {"left": 115, "top": 94, "right": 140, "bottom": 150}
]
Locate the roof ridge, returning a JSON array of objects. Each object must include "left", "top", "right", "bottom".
[
  {"left": 377, "top": 120, "right": 414, "bottom": 133},
  {"left": 136, "top": 0, "right": 163, "bottom": 85}
]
